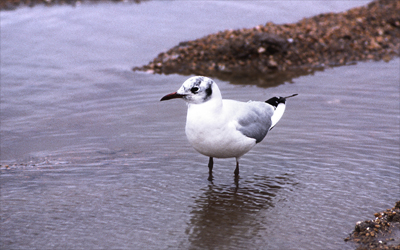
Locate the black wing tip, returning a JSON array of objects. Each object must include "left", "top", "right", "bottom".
[{"left": 265, "top": 94, "right": 297, "bottom": 107}]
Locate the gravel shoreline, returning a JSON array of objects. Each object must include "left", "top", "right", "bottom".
[
  {"left": 134, "top": 0, "right": 400, "bottom": 85},
  {"left": 345, "top": 201, "right": 400, "bottom": 250}
]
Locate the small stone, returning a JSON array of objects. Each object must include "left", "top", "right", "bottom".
[
  {"left": 257, "top": 47, "right": 266, "bottom": 53},
  {"left": 367, "top": 54, "right": 375, "bottom": 59},
  {"left": 268, "top": 56, "right": 278, "bottom": 68}
]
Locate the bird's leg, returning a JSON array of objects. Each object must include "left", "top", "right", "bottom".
[
  {"left": 208, "top": 157, "right": 213, "bottom": 174},
  {"left": 234, "top": 174, "right": 239, "bottom": 191},
  {"left": 207, "top": 157, "right": 214, "bottom": 181},
  {"left": 234, "top": 160, "right": 239, "bottom": 176}
]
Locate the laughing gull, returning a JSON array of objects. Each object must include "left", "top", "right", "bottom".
[{"left": 160, "top": 76, "right": 297, "bottom": 177}]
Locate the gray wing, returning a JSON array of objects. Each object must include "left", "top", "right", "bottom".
[{"left": 236, "top": 102, "right": 274, "bottom": 143}]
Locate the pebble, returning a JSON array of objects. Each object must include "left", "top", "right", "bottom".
[{"left": 345, "top": 201, "right": 400, "bottom": 250}]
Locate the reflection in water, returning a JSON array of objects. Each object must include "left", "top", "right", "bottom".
[{"left": 186, "top": 174, "right": 295, "bottom": 249}]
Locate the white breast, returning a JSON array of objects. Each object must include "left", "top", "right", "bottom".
[{"left": 185, "top": 99, "right": 257, "bottom": 158}]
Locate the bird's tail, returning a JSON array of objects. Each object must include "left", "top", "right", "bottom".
[{"left": 266, "top": 94, "right": 298, "bottom": 130}]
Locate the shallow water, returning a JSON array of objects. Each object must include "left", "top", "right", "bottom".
[{"left": 1, "top": 1, "right": 399, "bottom": 249}]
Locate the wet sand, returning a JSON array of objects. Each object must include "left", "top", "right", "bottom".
[{"left": 134, "top": 0, "right": 400, "bottom": 84}]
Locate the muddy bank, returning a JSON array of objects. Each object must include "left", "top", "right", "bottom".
[
  {"left": 134, "top": 0, "right": 400, "bottom": 85},
  {"left": 345, "top": 201, "right": 400, "bottom": 250}
]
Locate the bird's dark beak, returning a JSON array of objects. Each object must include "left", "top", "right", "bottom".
[{"left": 160, "top": 92, "right": 185, "bottom": 101}]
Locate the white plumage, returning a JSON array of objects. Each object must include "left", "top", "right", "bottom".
[{"left": 161, "top": 76, "right": 296, "bottom": 178}]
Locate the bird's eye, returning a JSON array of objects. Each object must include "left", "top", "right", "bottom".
[{"left": 191, "top": 87, "right": 199, "bottom": 93}]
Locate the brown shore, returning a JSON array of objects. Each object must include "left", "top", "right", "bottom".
[
  {"left": 134, "top": 0, "right": 400, "bottom": 85},
  {"left": 345, "top": 201, "right": 400, "bottom": 250}
]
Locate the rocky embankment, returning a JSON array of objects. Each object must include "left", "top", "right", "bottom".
[
  {"left": 134, "top": 0, "right": 400, "bottom": 84},
  {"left": 345, "top": 201, "right": 400, "bottom": 250}
]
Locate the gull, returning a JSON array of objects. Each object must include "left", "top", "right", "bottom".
[{"left": 160, "top": 76, "right": 297, "bottom": 178}]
